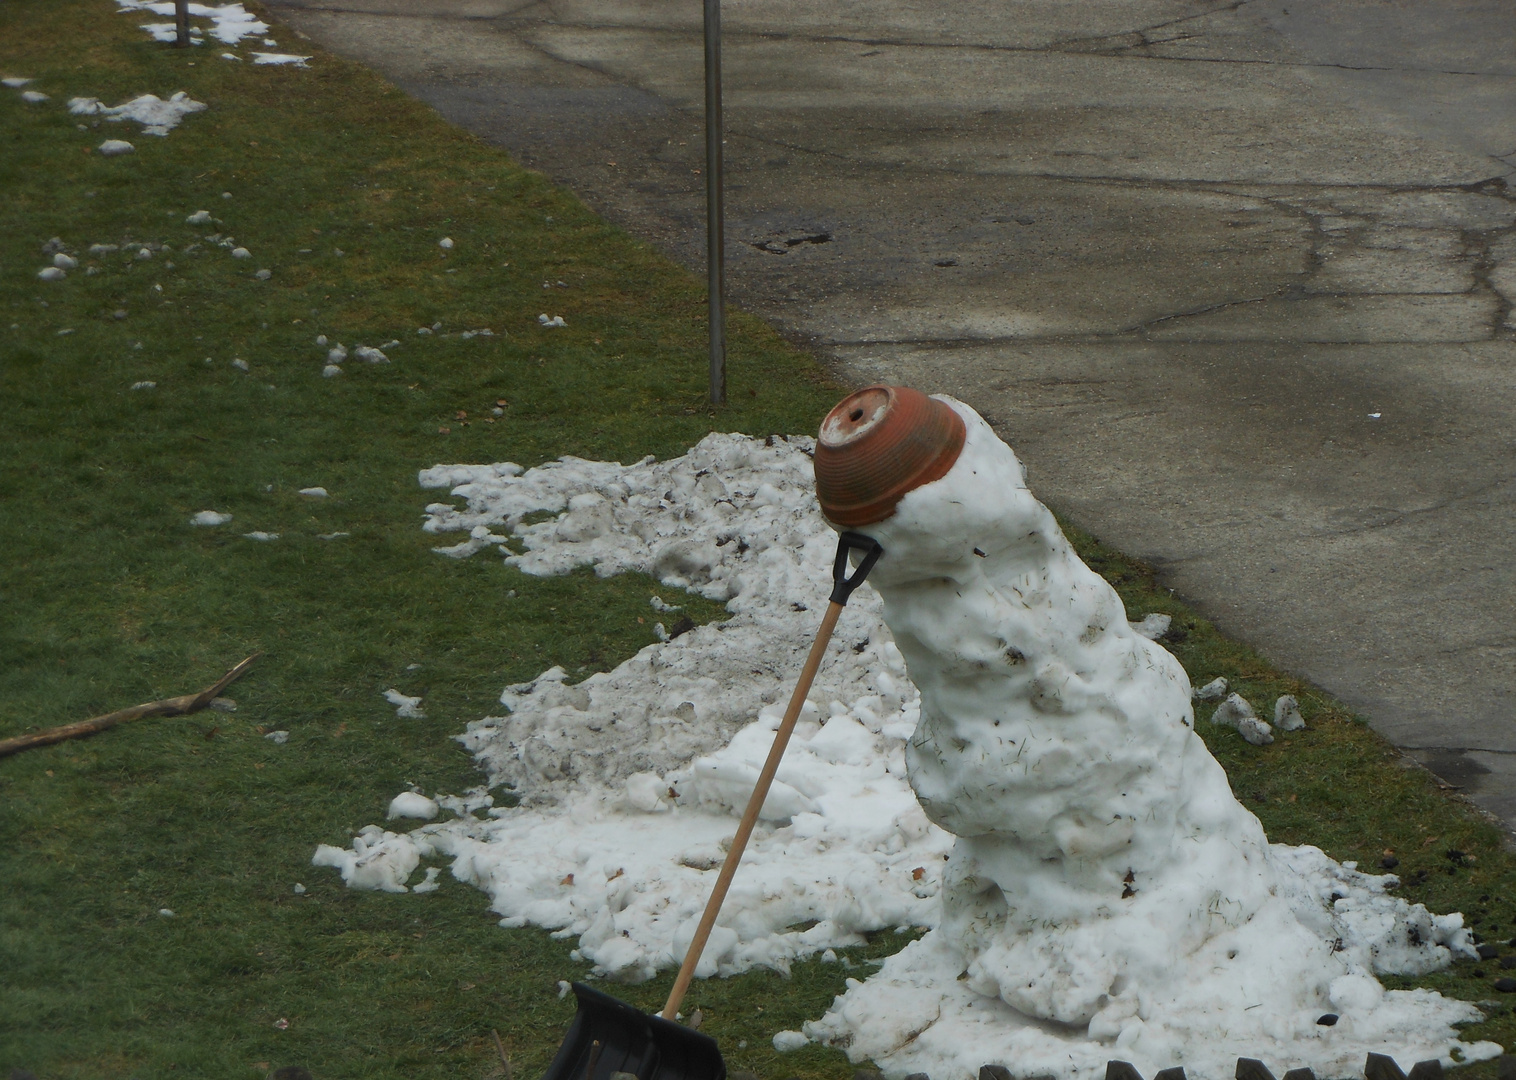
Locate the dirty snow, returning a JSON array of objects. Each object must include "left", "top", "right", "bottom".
[
  {"left": 2, "top": 77, "right": 33, "bottom": 89},
  {"left": 311, "top": 428, "right": 1498, "bottom": 1078}
]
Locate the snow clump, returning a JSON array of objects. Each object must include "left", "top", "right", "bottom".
[
  {"left": 388, "top": 792, "right": 440, "bottom": 821},
  {"left": 70, "top": 93, "right": 206, "bottom": 136},
  {"left": 383, "top": 689, "right": 424, "bottom": 719},
  {"left": 304, "top": 428, "right": 1492, "bottom": 1080}
]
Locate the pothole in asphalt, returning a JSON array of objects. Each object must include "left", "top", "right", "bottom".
[{"left": 750, "top": 231, "right": 832, "bottom": 254}]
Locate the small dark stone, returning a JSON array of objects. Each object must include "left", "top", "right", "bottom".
[
  {"left": 855, "top": 1071, "right": 883, "bottom": 1080},
  {"left": 1477, "top": 943, "right": 1501, "bottom": 960},
  {"left": 667, "top": 615, "right": 697, "bottom": 639},
  {"left": 1501, "top": 955, "right": 1516, "bottom": 969},
  {"left": 1365, "top": 1053, "right": 1408, "bottom": 1080},
  {"left": 1316, "top": 1013, "right": 1339, "bottom": 1026},
  {"left": 1105, "top": 1062, "right": 1143, "bottom": 1080},
  {"left": 1474, "top": 969, "right": 1487, "bottom": 978},
  {"left": 1283, "top": 1070, "right": 1317, "bottom": 1080},
  {"left": 905, "top": 1073, "right": 931, "bottom": 1080},
  {"left": 1155, "top": 1069, "right": 1187, "bottom": 1080},
  {"left": 982, "top": 1067, "right": 1014, "bottom": 1080},
  {"left": 1380, "top": 856, "right": 1400, "bottom": 870},
  {"left": 1495, "top": 1055, "right": 1516, "bottom": 1080},
  {"left": 1495, "top": 977, "right": 1516, "bottom": 992},
  {"left": 1406, "top": 1061, "right": 1444, "bottom": 1080},
  {"left": 272, "top": 1069, "right": 313, "bottom": 1080},
  {"left": 1236, "top": 1059, "right": 1277, "bottom": 1080}
]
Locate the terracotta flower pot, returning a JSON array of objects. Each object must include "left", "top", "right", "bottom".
[{"left": 813, "top": 385, "right": 966, "bottom": 527}]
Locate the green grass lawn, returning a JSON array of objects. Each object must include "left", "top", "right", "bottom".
[{"left": 1, "top": 2, "right": 1512, "bottom": 1078}]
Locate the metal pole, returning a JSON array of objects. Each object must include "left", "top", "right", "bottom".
[
  {"left": 703, "top": 0, "right": 727, "bottom": 405},
  {"left": 175, "top": 0, "right": 190, "bottom": 47}
]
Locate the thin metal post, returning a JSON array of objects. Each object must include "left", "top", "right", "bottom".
[
  {"left": 703, "top": 0, "right": 726, "bottom": 405},
  {"left": 175, "top": 0, "right": 190, "bottom": 46}
]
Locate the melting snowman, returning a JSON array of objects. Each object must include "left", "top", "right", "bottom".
[{"left": 804, "top": 388, "right": 1495, "bottom": 1080}]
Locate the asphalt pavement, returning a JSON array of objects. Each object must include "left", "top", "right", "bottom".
[{"left": 263, "top": 0, "right": 1516, "bottom": 838}]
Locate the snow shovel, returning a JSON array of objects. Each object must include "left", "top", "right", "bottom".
[{"left": 539, "top": 530, "right": 886, "bottom": 1080}]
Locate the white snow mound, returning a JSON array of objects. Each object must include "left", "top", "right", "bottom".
[
  {"left": 388, "top": 792, "right": 440, "bottom": 821},
  {"left": 310, "top": 429, "right": 1499, "bottom": 1078},
  {"left": 70, "top": 92, "right": 206, "bottom": 136}
]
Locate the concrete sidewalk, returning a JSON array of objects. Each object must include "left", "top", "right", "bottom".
[{"left": 265, "top": 0, "right": 1516, "bottom": 836}]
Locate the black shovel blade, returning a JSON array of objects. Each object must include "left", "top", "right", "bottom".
[{"left": 541, "top": 983, "right": 727, "bottom": 1080}]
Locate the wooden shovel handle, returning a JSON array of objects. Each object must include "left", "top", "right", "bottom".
[{"left": 660, "top": 600, "right": 844, "bottom": 1020}]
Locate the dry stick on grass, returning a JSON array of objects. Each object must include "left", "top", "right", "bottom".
[
  {"left": 491, "top": 1030, "right": 512, "bottom": 1080},
  {"left": 0, "top": 653, "right": 262, "bottom": 759},
  {"left": 174, "top": 0, "right": 190, "bottom": 46}
]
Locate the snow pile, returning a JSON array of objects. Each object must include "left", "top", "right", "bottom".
[
  {"left": 114, "top": 0, "right": 268, "bottom": 45},
  {"left": 310, "top": 427, "right": 1498, "bottom": 1078},
  {"left": 800, "top": 402, "right": 1494, "bottom": 1079},
  {"left": 69, "top": 92, "right": 206, "bottom": 136},
  {"left": 252, "top": 53, "right": 311, "bottom": 68}
]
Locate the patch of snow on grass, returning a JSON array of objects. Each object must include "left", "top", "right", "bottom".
[
  {"left": 252, "top": 53, "right": 311, "bottom": 67},
  {"left": 190, "top": 510, "right": 231, "bottom": 526},
  {"left": 308, "top": 433, "right": 1493, "bottom": 1077},
  {"left": 388, "top": 792, "right": 439, "bottom": 821},
  {"left": 21, "top": 90, "right": 49, "bottom": 103},
  {"left": 114, "top": 1, "right": 268, "bottom": 45},
  {"left": 98, "top": 139, "right": 136, "bottom": 157},
  {"left": 70, "top": 92, "right": 206, "bottom": 135},
  {"left": 383, "top": 689, "right": 425, "bottom": 719}
]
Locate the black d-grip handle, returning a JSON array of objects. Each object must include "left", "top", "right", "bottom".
[{"left": 830, "top": 531, "right": 884, "bottom": 605}]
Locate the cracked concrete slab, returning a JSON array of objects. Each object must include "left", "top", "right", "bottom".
[{"left": 265, "top": 0, "right": 1516, "bottom": 838}]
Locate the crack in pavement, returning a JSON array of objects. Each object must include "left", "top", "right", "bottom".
[
  {"left": 1404, "top": 745, "right": 1516, "bottom": 756},
  {"left": 1305, "top": 475, "right": 1515, "bottom": 539},
  {"left": 270, "top": 2, "right": 1516, "bottom": 81}
]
